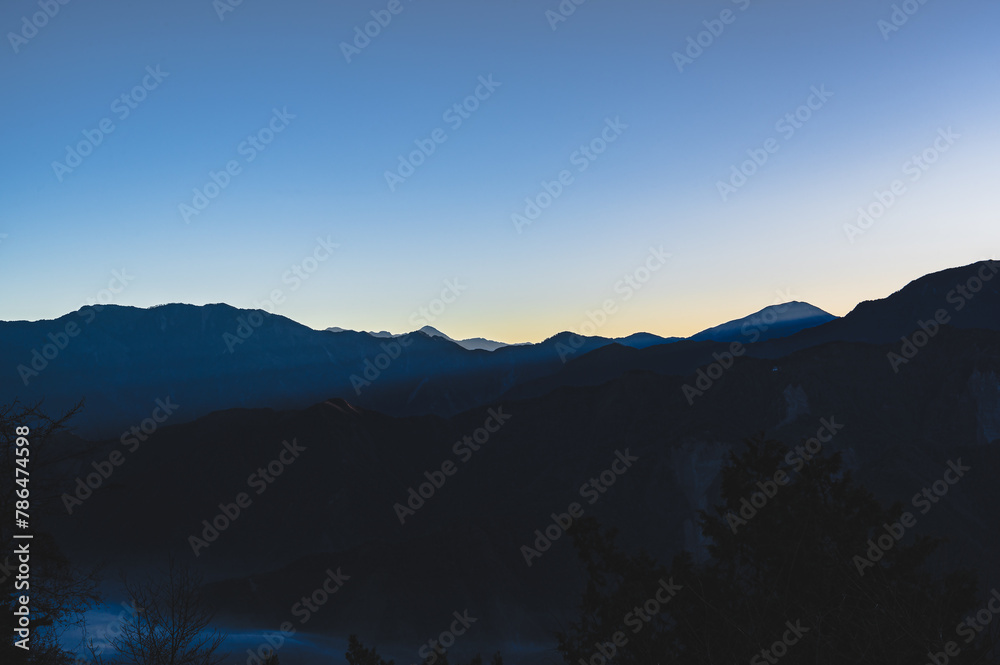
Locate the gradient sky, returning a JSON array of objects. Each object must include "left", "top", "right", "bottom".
[{"left": 2, "top": 0, "right": 998, "bottom": 343}]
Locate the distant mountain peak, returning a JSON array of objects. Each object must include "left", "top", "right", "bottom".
[
  {"left": 689, "top": 301, "right": 837, "bottom": 344},
  {"left": 417, "top": 325, "right": 451, "bottom": 339},
  {"left": 326, "top": 324, "right": 513, "bottom": 352},
  {"left": 327, "top": 326, "right": 395, "bottom": 338}
]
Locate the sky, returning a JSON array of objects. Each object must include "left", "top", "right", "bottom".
[{"left": 1, "top": 0, "right": 998, "bottom": 343}]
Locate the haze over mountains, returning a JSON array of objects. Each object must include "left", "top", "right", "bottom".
[
  {"left": 4, "top": 262, "right": 999, "bottom": 441},
  {"left": 22, "top": 260, "right": 1000, "bottom": 653},
  {"left": 326, "top": 325, "right": 520, "bottom": 352},
  {"left": 1, "top": 289, "right": 841, "bottom": 438},
  {"left": 333, "top": 303, "right": 836, "bottom": 352}
]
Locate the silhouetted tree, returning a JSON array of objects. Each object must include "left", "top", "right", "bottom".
[
  {"left": 346, "top": 636, "right": 502, "bottom": 665},
  {"left": 346, "top": 635, "right": 394, "bottom": 665},
  {"left": 0, "top": 400, "right": 100, "bottom": 665},
  {"left": 556, "top": 517, "right": 675, "bottom": 665},
  {"left": 86, "top": 557, "right": 227, "bottom": 665},
  {"left": 559, "top": 434, "right": 996, "bottom": 664}
]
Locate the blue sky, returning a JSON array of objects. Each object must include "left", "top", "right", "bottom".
[{"left": 2, "top": 0, "right": 998, "bottom": 342}]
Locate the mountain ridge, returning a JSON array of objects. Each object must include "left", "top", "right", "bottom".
[{"left": 5, "top": 261, "right": 997, "bottom": 440}]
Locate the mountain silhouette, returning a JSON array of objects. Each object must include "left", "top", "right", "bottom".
[
  {"left": 18, "top": 259, "right": 1000, "bottom": 649},
  {"left": 688, "top": 301, "right": 835, "bottom": 343},
  {"left": 41, "top": 326, "right": 1000, "bottom": 645},
  {"left": 4, "top": 261, "right": 996, "bottom": 442}
]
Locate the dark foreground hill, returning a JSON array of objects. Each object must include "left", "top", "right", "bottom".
[
  {"left": 40, "top": 325, "right": 1000, "bottom": 645},
  {"left": 17, "top": 259, "right": 1000, "bottom": 650}
]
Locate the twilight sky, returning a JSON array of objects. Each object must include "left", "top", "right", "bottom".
[{"left": 2, "top": 0, "right": 998, "bottom": 343}]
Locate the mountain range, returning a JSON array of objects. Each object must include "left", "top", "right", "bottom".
[
  {"left": 12, "top": 260, "right": 1000, "bottom": 653},
  {"left": 0, "top": 294, "right": 836, "bottom": 438},
  {"left": 326, "top": 325, "right": 522, "bottom": 352}
]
